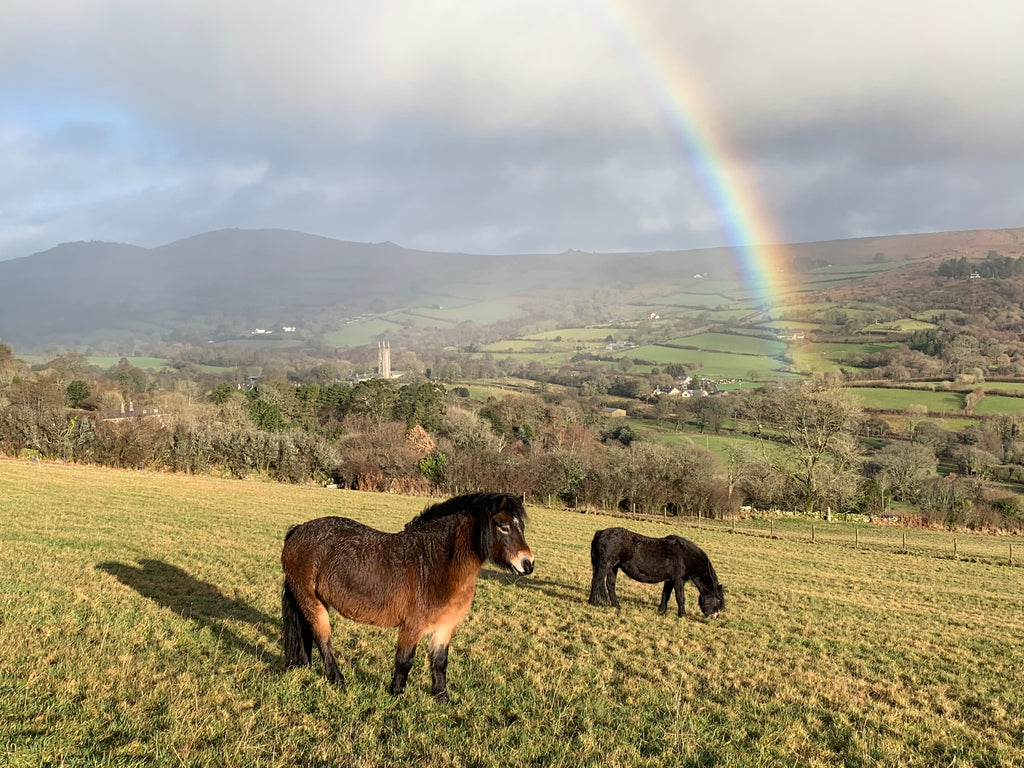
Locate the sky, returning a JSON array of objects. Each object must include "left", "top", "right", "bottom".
[{"left": 2, "top": 0, "right": 1023, "bottom": 262}]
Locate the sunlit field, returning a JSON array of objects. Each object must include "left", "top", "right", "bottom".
[
  {"left": 623, "top": 345, "right": 786, "bottom": 380},
  {"left": 845, "top": 387, "right": 965, "bottom": 413},
  {"left": 2, "top": 459, "right": 1023, "bottom": 767}
]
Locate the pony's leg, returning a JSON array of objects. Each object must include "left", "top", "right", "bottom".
[
  {"left": 390, "top": 626, "right": 422, "bottom": 696},
  {"left": 606, "top": 566, "right": 620, "bottom": 609},
  {"left": 306, "top": 602, "right": 345, "bottom": 684},
  {"left": 589, "top": 567, "right": 610, "bottom": 605},
  {"left": 674, "top": 578, "right": 687, "bottom": 617},
  {"left": 659, "top": 581, "right": 673, "bottom": 613},
  {"left": 428, "top": 626, "right": 456, "bottom": 703}
]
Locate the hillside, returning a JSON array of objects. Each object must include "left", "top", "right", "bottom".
[{"left": 1, "top": 226, "right": 1022, "bottom": 352}]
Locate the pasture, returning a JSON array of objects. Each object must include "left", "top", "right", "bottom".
[
  {"left": 846, "top": 387, "right": 965, "bottom": 414},
  {"left": 624, "top": 345, "right": 786, "bottom": 380},
  {"left": 665, "top": 333, "right": 790, "bottom": 357},
  {"left": 3, "top": 459, "right": 1024, "bottom": 767}
]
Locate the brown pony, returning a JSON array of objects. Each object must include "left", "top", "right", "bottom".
[{"left": 281, "top": 492, "right": 533, "bottom": 701}]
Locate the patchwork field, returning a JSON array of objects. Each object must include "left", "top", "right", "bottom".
[
  {"left": 624, "top": 345, "right": 786, "bottom": 380},
  {"left": 846, "top": 387, "right": 966, "bottom": 413},
  {"left": 665, "top": 332, "right": 789, "bottom": 357},
  {"left": 3, "top": 459, "right": 1023, "bottom": 767}
]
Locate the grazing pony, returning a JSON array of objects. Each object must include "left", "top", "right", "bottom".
[
  {"left": 281, "top": 492, "right": 534, "bottom": 701},
  {"left": 588, "top": 527, "right": 723, "bottom": 618}
]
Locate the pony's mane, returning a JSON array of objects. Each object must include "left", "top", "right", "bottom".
[
  {"left": 405, "top": 492, "right": 526, "bottom": 531},
  {"left": 671, "top": 536, "right": 719, "bottom": 586}
]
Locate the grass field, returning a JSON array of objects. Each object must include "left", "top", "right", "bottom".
[
  {"left": 973, "top": 394, "right": 1024, "bottom": 416},
  {"left": 3, "top": 459, "right": 1024, "bottom": 767},
  {"left": 666, "top": 333, "right": 789, "bottom": 357},
  {"left": 846, "top": 387, "right": 965, "bottom": 413},
  {"left": 623, "top": 346, "right": 786, "bottom": 380},
  {"left": 789, "top": 342, "right": 903, "bottom": 374}
]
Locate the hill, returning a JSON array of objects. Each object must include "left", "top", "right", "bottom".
[{"left": 1, "top": 226, "right": 1022, "bottom": 351}]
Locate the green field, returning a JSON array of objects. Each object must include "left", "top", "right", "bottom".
[
  {"left": 789, "top": 342, "right": 902, "bottom": 373},
  {"left": 860, "top": 319, "right": 937, "bottom": 333},
  {"left": 666, "top": 333, "right": 790, "bottom": 357},
  {"left": 20, "top": 355, "right": 175, "bottom": 371},
  {"left": 846, "top": 387, "right": 965, "bottom": 413},
  {"left": 394, "top": 300, "right": 524, "bottom": 327},
  {"left": 972, "top": 394, "right": 1024, "bottom": 416},
  {"left": 523, "top": 328, "right": 624, "bottom": 343},
  {"left": 4, "top": 459, "right": 1023, "bottom": 767},
  {"left": 624, "top": 345, "right": 785, "bottom": 380},
  {"left": 323, "top": 318, "right": 405, "bottom": 348}
]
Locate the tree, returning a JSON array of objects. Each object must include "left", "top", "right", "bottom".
[
  {"left": 874, "top": 442, "right": 936, "bottom": 502},
  {"left": 692, "top": 395, "right": 733, "bottom": 434},
  {"left": 211, "top": 382, "right": 236, "bottom": 404},
  {"left": 394, "top": 382, "right": 446, "bottom": 432},
  {"left": 756, "top": 379, "right": 863, "bottom": 516},
  {"left": 65, "top": 380, "right": 91, "bottom": 408}
]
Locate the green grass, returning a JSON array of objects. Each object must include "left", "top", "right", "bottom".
[
  {"left": 3, "top": 459, "right": 1024, "bottom": 767},
  {"left": 790, "top": 342, "right": 903, "bottom": 373},
  {"left": 972, "top": 394, "right": 1024, "bottom": 416},
  {"left": 393, "top": 299, "right": 525, "bottom": 327},
  {"left": 323, "top": 318, "right": 405, "bottom": 348},
  {"left": 624, "top": 345, "right": 786, "bottom": 380},
  {"left": 666, "top": 332, "right": 789, "bottom": 357},
  {"left": 846, "top": 387, "right": 965, "bottom": 413},
  {"left": 860, "top": 319, "right": 937, "bottom": 333},
  {"left": 21, "top": 355, "right": 175, "bottom": 371},
  {"left": 523, "top": 328, "right": 623, "bottom": 342}
]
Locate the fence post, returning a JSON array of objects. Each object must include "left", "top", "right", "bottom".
[
  {"left": 770, "top": 519, "right": 774, "bottom": 539},
  {"left": 902, "top": 531, "right": 907, "bottom": 553},
  {"left": 953, "top": 537, "right": 958, "bottom": 559},
  {"left": 855, "top": 528, "right": 859, "bottom": 548},
  {"left": 1011, "top": 543, "right": 1014, "bottom": 566}
]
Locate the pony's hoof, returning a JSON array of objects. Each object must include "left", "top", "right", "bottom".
[{"left": 433, "top": 690, "right": 452, "bottom": 704}]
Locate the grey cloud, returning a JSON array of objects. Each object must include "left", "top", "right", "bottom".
[{"left": 1, "top": 1, "right": 1023, "bottom": 261}]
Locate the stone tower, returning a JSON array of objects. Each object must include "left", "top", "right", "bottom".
[{"left": 378, "top": 340, "right": 391, "bottom": 379}]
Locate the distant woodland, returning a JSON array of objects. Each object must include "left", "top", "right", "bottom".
[{"left": 4, "top": 227, "right": 1024, "bottom": 531}]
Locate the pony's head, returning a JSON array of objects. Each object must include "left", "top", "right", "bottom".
[
  {"left": 473, "top": 493, "right": 534, "bottom": 575},
  {"left": 697, "top": 582, "right": 725, "bottom": 619}
]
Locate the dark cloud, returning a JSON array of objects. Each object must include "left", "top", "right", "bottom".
[{"left": 2, "top": 1, "right": 1023, "bottom": 261}]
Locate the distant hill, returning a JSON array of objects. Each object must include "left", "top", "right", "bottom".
[{"left": 1, "top": 226, "right": 1022, "bottom": 351}]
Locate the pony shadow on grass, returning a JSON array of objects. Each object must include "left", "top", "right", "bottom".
[
  {"left": 476, "top": 567, "right": 582, "bottom": 604},
  {"left": 96, "top": 559, "right": 279, "bottom": 663}
]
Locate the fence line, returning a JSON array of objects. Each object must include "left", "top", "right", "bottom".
[{"left": 568, "top": 506, "right": 1020, "bottom": 567}]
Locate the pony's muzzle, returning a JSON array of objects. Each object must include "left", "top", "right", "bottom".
[{"left": 513, "top": 554, "right": 535, "bottom": 575}]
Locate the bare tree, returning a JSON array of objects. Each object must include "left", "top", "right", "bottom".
[{"left": 756, "top": 379, "right": 863, "bottom": 516}]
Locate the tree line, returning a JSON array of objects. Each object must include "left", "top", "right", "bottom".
[{"left": 1, "top": 343, "right": 1022, "bottom": 532}]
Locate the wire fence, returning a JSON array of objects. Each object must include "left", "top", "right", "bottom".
[{"left": 571, "top": 507, "right": 1022, "bottom": 567}]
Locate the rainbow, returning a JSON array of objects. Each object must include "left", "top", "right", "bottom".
[{"left": 593, "top": 1, "right": 785, "bottom": 307}]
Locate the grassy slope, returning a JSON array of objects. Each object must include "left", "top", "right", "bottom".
[{"left": 2, "top": 459, "right": 1024, "bottom": 767}]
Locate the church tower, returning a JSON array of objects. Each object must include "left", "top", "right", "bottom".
[{"left": 378, "top": 340, "right": 391, "bottom": 379}]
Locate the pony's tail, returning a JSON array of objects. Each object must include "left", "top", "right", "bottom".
[
  {"left": 281, "top": 579, "right": 312, "bottom": 668},
  {"left": 590, "top": 532, "right": 601, "bottom": 571}
]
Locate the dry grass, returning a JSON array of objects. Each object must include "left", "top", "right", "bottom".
[{"left": 2, "top": 458, "right": 1024, "bottom": 766}]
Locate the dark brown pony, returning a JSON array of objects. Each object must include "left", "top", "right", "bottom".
[
  {"left": 588, "top": 527, "right": 724, "bottom": 618},
  {"left": 281, "top": 492, "right": 533, "bottom": 701}
]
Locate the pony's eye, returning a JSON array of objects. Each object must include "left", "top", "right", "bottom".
[{"left": 497, "top": 525, "right": 511, "bottom": 535}]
